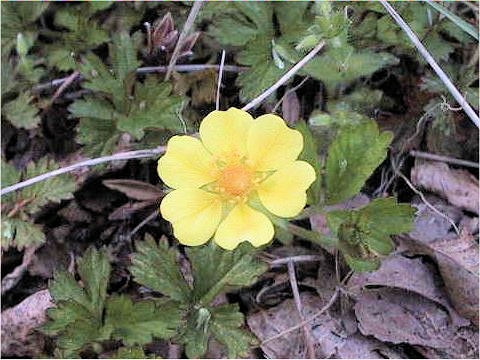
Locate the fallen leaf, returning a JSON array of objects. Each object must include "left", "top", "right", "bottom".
[
  {"left": 103, "top": 179, "right": 163, "bottom": 201},
  {"left": 282, "top": 90, "right": 300, "bottom": 125},
  {"left": 1, "top": 290, "right": 53, "bottom": 357},
  {"left": 109, "top": 200, "right": 156, "bottom": 221}
]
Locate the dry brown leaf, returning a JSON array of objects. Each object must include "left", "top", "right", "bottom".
[
  {"left": 411, "top": 159, "right": 479, "bottom": 214},
  {"left": 355, "top": 288, "right": 478, "bottom": 358},
  {"left": 108, "top": 200, "right": 156, "bottom": 220},
  {"left": 103, "top": 179, "right": 163, "bottom": 201},
  {"left": 1, "top": 289, "right": 53, "bottom": 357},
  {"left": 282, "top": 90, "right": 300, "bottom": 125},
  {"left": 348, "top": 255, "right": 470, "bottom": 328}
]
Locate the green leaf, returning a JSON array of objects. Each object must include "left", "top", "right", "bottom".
[
  {"left": 77, "top": 247, "right": 111, "bottom": 317},
  {"left": 327, "top": 197, "right": 415, "bottom": 272},
  {"left": 76, "top": 118, "right": 120, "bottom": 157},
  {"left": 1, "top": 218, "right": 45, "bottom": 250},
  {"left": 1, "top": 160, "right": 20, "bottom": 188},
  {"left": 130, "top": 234, "right": 191, "bottom": 302},
  {"left": 2, "top": 92, "right": 41, "bottom": 129},
  {"left": 112, "top": 346, "right": 147, "bottom": 359},
  {"left": 325, "top": 119, "right": 393, "bottom": 204},
  {"left": 110, "top": 32, "right": 140, "bottom": 83},
  {"left": 42, "top": 247, "right": 112, "bottom": 354},
  {"left": 210, "top": 304, "right": 257, "bottom": 358},
  {"left": 186, "top": 242, "right": 268, "bottom": 306},
  {"left": 117, "top": 78, "right": 184, "bottom": 139},
  {"left": 69, "top": 96, "right": 116, "bottom": 120},
  {"left": 21, "top": 157, "right": 76, "bottom": 214},
  {"left": 180, "top": 311, "right": 210, "bottom": 359},
  {"left": 296, "top": 121, "right": 322, "bottom": 205},
  {"left": 425, "top": 1, "right": 478, "bottom": 40},
  {"left": 304, "top": 49, "right": 399, "bottom": 93},
  {"left": 105, "top": 295, "right": 184, "bottom": 346}
]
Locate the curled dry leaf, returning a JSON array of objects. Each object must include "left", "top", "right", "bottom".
[
  {"left": 282, "top": 90, "right": 300, "bottom": 125},
  {"left": 1, "top": 289, "right": 53, "bottom": 357},
  {"left": 355, "top": 288, "right": 478, "bottom": 358},
  {"left": 411, "top": 159, "right": 479, "bottom": 214},
  {"left": 348, "top": 255, "right": 470, "bottom": 328},
  {"left": 103, "top": 179, "right": 163, "bottom": 201}
]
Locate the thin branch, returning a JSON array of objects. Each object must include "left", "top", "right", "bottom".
[
  {"left": 381, "top": 1, "right": 480, "bottom": 128},
  {"left": 287, "top": 261, "right": 316, "bottom": 358},
  {"left": 410, "top": 150, "right": 479, "bottom": 169},
  {"left": 165, "top": 1, "right": 204, "bottom": 81},
  {"left": 216, "top": 50, "right": 226, "bottom": 111},
  {"left": 33, "top": 64, "right": 246, "bottom": 93},
  {"left": 268, "top": 255, "right": 323, "bottom": 267},
  {"left": 128, "top": 210, "right": 158, "bottom": 239},
  {"left": 242, "top": 41, "right": 325, "bottom": 112},
  {"left": 272, "top": 76, "right": 310, "bottom": 113},
  {"left": 0, "top": 147, "right": 165, "bottom": 196},
  {"left": 50, "top": 70, "right": 80, "bottom": 103}
]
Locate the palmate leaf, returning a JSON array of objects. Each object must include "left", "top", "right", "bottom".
[
  {"left": 2, "top": 92, "right": 41, "bottom": 129},
  {"left": 105, "top": 295, "right": 184, "bottom": 346},
  {"left": 42, "top": 247, "right": 112, "bottom": 354},
  {"left": 327, "top": 197, "right": 415, "bottom": 272},
  {"left": 325, "top": 119, "right": 393, "bottom": 205},
  {"left": 186, "top": 242, "right": 268, "bottom": 305},
  {"left": 130, "top": 235, "right": 191, "bottom": 302},
  {"left": 21, "top": 157, "right": 76, "bottom": 214}
]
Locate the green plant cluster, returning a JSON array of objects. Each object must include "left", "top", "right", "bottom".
[{"left": 43, "top": 238, "right": 267, "bottom": 358}]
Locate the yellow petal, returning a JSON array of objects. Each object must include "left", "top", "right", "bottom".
[
  {"left": 214, "top": 204, "right": 274, "bottom": 250},
  {"left": 199, "top": 107, "right": 254, "bottom": 158},
  {"left": 257, "top": 161, "right": 316, "bottom": 217},
  {"left": 247, "top": 114, "right": 304, "bottom": 171},
  {"left": 160, "top": 188, "right": 222, "bottom": 246},
  {"left": 157, "top": 135, "right": 217, "bottom": 189}
]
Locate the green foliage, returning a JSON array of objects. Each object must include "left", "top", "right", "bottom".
[
  {"left": 0, "top": 158, "right": 75, "bottom": 250},
  {"left": 130, "top": 235, "right": 192, "bottom": 302},
  {"left": 112, "top": 346, "right": 148, "bottom": 359},
  {"left": 2, "top": 92, "right": 41, "bottom": 129},
  {"left": 130, "top": 236, "right": 267, "bottom": 358},
  {"left": 105, "top": 296, "right": 184, "bottom": 346},
  {"left": 326, "top": 119, "right": 393, "bottom": 205},
  {"left": 70, "top": 32, "right": 183, "bottom": 156},
  {"left": 326, "top": 198, "right": 415, "bottom": 271},
  {"left": 44, "top": 247, "right": 184, "bottom": 356},
  {"left": 46, "top": 3, "right": 111, "bottom": 71}
]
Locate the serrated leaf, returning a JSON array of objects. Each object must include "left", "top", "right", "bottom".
[
  {"left": 2, "top": 92, "right": 41, "bottom": 129},
  {"left": 296, "top": 121, "right": 322, "bottom": 205},
  {"left": 1, "top": 159, "right": 20, "bottom": 188},
  {"left": 42, "top": 247, "right": 112, "bottom": 353},
  {"left": 186, "top": 242, "right": 268, "bottom": 305},
  {"left": 325, "top": 119, "right": 393, "bottom": 205},
  {"left": 117, "top": 78, "right": 184, "bottom": 139},
  {"left": 76, "top": 118, "right": 120, "bottom": 157},
  {"left": 210, "top": 304, "right": 257, "bottom": 358},
  {"left": 68, "top": 96, "right": 116, "bottom": 120},
  {"left": 327, "top": 197, "right": 415, "bottom": 272},
  {"left": 130, "top": 235, "right": 191, "bottom": 302},
  {"left": 105, "top": 295, "right": 184, "bottom": 346},
  {"left": 21, "top": 157, "right": 76, "bottom": 214},
  {"left": 112, "top": 346, "right": 147, "bottom": 359},
  {"left": 1, "top": 218, "right": 45, "bottom": 250},
  {"left": 181, "top": 314, "right": 210, "bottom": 359},
  {"left": 110, "top": 32, "right": 140, "bottom": 83},
  {"left": 304, "top": 49, "right": 399, "bottom": 93}
]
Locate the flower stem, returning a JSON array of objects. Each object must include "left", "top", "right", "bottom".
[{"left": 287, "top": 223, "right": 337, "bottom": 250}]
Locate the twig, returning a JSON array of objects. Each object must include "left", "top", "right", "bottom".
[
  {"left": 128, "top": 210, "right": 158, "bottom": 239},
  {"left": 165, "top": 1, "right": 204, "bottom": 81},
  {"left": 261, "top": 287, "right": 340, "bottom": 345},
  {"left": 1, "top": 246, "right": 38, "bottom": 295},
  {"left": 410, "top": 150, "right": 479, "bottom": 169},
  {"left": 33, "top": 64, "right": 246, "bottom": 93},
  {"left": 381, "top": 1, "right": 479, "bottom": 128},
  {"left": 287, "top": 261, "right": 316, "bottom": 359},
  {"left": 242, "top": 41, "right": 325, "bottom": 112},
  {"left": 216, "top": 50, "right": 226, "bottom": 111},
  {"left": 272, "top": 76, "right": 310, "bottom": 113},
  {"left": 50, "top": 70, "right": 79, "bottom": 103},
  {"left": 0, "top": 147, "right": 165, "bottom": 196},
  {"left": 268, "top": 255, "right": 323, "bottom": 267}
]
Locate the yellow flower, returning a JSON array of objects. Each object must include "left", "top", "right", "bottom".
[{"left": 157, "top": 107, "right": 316, "bottom": 250}]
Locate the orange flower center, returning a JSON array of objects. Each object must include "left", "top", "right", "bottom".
[{"left": 218, "top": 164, "right": 253, "bottom": 197}]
